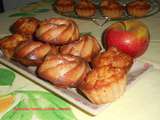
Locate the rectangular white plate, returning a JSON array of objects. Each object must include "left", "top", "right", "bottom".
[{"left": 0, "top": 54, "right": 152, "bottom": 115}]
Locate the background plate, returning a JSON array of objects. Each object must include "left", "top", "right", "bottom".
[{"left": 53, "top": 0, "right": 160, "bottom": 21}]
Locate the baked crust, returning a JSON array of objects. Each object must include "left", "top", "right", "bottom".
[
  {"left": 14, "top": 40, "right": 58, "bottom": 66},
  {"left": 60, "top": 34, "right": 101, "bottom": 62},
  {"left": 37, "top": 54, "right": 90, "bottom": 88},
  {"left": 0, "top": 34, "right": 28, "bottom": 59},
  {"left": 36, "top": 18, "right": 80, "bottom": 45},
  {"left": 78, "top": 66, "right": 126, "bottom": 104},
  {"left": 10, "top": 17, "right": 40, "bottom": 36},
  {"left": 92, "top": 47, "right": 133, "bottom": 72}
]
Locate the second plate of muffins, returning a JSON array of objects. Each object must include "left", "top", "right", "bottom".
[{"left": 53, "top": 0, "right": 160, "bottom": 21}]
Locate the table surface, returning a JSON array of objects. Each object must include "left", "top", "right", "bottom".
[{"left": 0, "top": 1, "right": 160, "bottom": 120}]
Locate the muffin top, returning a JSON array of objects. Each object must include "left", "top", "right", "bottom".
[{"left": 79, "top": 66, "right": 125, "bottom": 90}]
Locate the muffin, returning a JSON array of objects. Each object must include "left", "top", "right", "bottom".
[
  {"left": 126, "top": 0, "right": 151, "bottom": 17},
  {"left": 10, "top": 17, "right": 40, "bottom": 38},
  {"left": 78, "top": 66, "right": 126, "bottom": 104},
  {"left": 14, "top": 40, "right": 58, "bottom": 66},
  {"left": 54, "top": 0, "right": 74, "bottom": 13},
  {"left": 0, "top": 34, "right": 28, "bottom": 59},
  {"left": 92, "top": 47, "right": 133, "bottom": 73},
  {"left": 36, "top": 18, "right": 80, "bottom": 45},
  {"left": 75, "top": 0, "right": 96, "bottom": 17},
  {"left": 100, "top": 0, "right": 124, "bottom": 18},
  {"left": 37, "top": 54, "right": 90, "bottom": 88},
  {"left": 60, "top": 34, "right": 101, "bottom": 62}
]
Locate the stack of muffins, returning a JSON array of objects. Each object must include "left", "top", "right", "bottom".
[
  {"left": 0, "top": 16, "right": 134, "bottom": 105},
  {"left": 53, "top": 0, "right": 151, "bottom": 18}
]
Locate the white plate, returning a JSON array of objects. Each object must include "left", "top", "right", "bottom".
[{"left": 0, "top": 54, "right": 152, "bottom": 115}]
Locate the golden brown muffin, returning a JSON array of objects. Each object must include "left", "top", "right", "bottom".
[
  {"left": 78, "top": 66, "right": 126, "bottom": 104},
  {"left": 37, "top": 54, "right": 90, "bottom": 88},
  {"left": 35, "top": 18, "right": 80, "bottom": 45},
  {"left": 10, "top": 17, "right": 40, "bottom": 37},
  {"left": 75, "top": 0, "right": 96, "bottom": 17},
  {"left": 60, "top": 34, "right": 101, "bottom": 62},
  {"left": 92, "top": 47, "right": 133, "bottom": 73},
  {"left": 14, "top": 40, "right": 58, "bottom": 66},
  {"left": 100, "top": 0, "right": 124, "bottom": 18},
  {"left": 0, "top": 34, "right": 28, "bottom": 59},
  {"left": 54, "top": 0, "right": 74, "bottom": 13},
  {"left": 126, "top": 0, "right": 151, "bottom": 17}
]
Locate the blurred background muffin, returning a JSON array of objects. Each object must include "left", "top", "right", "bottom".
[
  {"left": 100, "top": 0, "right": 125, "bottom": 18},
  {"left": 126, "top": 0, "right": 151, "bottom": 17},
  {"left": 54, "top": 0, "right": 75, "bottom": 13},
  {"left": 75, "top": 0, "right": 96, "bottom": 17}
]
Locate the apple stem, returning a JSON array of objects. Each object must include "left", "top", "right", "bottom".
[{"left": 120, "top": 21, "right": 127, "bottom": 31}]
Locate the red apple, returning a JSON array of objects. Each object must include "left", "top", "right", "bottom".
[{"left": 104, "top": 20, "right": 150, "bottom": 58}]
